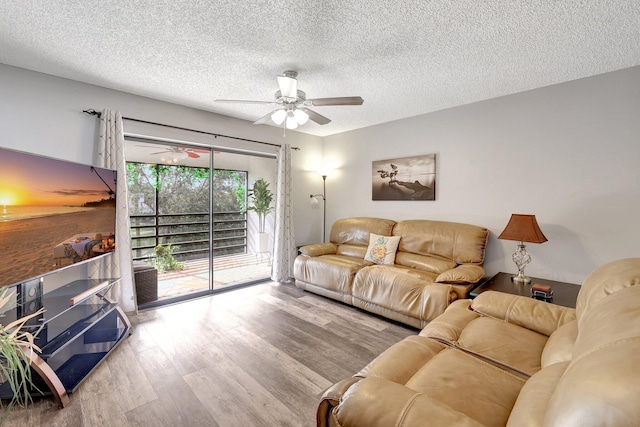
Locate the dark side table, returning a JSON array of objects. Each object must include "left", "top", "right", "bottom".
[{"left": 470, "top": 272, "right": 580, "bottom": 309}]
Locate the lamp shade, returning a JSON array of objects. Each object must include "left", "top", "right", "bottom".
[
  {"left": 285, "top": 112, "right": 299, "bottom": 129},
  {"left": 271, "top": 109, "right": 287, "bottom": 125},
  {"left": 498, "top": 214, "right": 548, "bottom": 244},
  {"left": 293, "top": 108, "right": 309, "bottom": 125}
]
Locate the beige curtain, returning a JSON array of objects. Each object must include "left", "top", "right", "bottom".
[
  {"left": 271, "top": 144, "right": 296, "bottom": 281},
  {"left": 95, "top": 109, "right": 136, "bottom": 313}
]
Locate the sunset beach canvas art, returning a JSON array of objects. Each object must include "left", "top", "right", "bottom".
[{"left": 0, "top": 148, "right": 116, "bottom": 287}]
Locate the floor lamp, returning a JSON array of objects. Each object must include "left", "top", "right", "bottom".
[{"left": 310, "top": 175, "right": 327, "bottom": 242}]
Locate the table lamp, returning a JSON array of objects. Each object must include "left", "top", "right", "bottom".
[{"left": 498, "top": 214, "right": 548, "bottom": 284}]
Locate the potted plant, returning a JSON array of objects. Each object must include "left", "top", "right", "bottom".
[
  {"left": 0, "top": 289, "right": 45, "bottom": 416},
  {"left": 153, "top": 243, "right": 183, "bottom": 273},
  {"left": 247, "top": 178, "right": 274, "bottom": 253}
]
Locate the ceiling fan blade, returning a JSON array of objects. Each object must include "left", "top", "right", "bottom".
[
  {"left": 187, "top": 151, "right": 200, "bottom": 158},
  {"left": 308, "top": 96, "right": 364, "bottom": 106},
  {"left": 191, "top": 149, "right": 210, "bottom": 154},
  {"left": 253, "top": 110, "right": 277, "bottom": 125},
  {"left": 149, "top": 150, "right": 170, "bottom": 155},
  {"left": 301, "top": 108, "right": 331, "bottom": 125},
  {"left": 277, "top": 75, "right": 297, "bottom": 98},
  {"left": 214, "top": 99, "right": 274, "bottom": 104}
]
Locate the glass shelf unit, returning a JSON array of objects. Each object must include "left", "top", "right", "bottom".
[{"left": 0, "top": 278, "right": 131, "bottom": 407}]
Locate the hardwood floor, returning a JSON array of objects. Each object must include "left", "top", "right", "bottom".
[{"left": 3, "top": 282, "right": 416, "bottom": 426}]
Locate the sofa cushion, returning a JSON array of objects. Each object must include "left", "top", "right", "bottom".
[
  {"left": 293, "top": 254, "right": 370, "bottom": 297},
  {"left": 572, "top": 284, "right": 640, "bottom": 362},
  {"left": 470, "top": 291, "right": 576, "bottom": 337},
  {"left": 363, "top": 264, "right": 472, "bottom": 299},
  {"left": 335, "top": 377, "right": 486, "bottom": 427},
  {"left": 540, "top": 319, "right": 577, "bottom": 368},
  {"left": 575, "top": 257, "right": 640, "bottom": 323},
  {"left": 350, "top": 336, "right": 525, "bottom": 427},
  {"left": 352, "top": 265, "right": 455, "bottom": 326},
  {"left": 435, "top": 264, "right": 485, "bottom": 284},
  {"left": 455, "top": 316, "right": 548, "bottom": 376},
  {"left": 545, "top": 342, "right": 640, "bottom": 427},
  {"left": 421, "top": 294, "right": 565, "bottom": 376},
  {"left": 364, "top": 233, "right": 401, "bottom": 265},
  {"left": 357, "top": 335, "right": 445, "bottom": 383},
  {"left": 329, "top": 217, "right": 396, "bottom": 246},
  {"left": 419, "top": 299, "right": 479, "bottom": 342},
  {"left": 336, "top": 244, "right": 367, "bottom": 258},
  {"left": 362, "top": 264, "right": 438, "bottom": 282},
  {"left": 542, "top": 281, "right": 640, "bottom": 426},
  {"left": 506, "top": 361, "right": 569, "bottom": 427},
  {"left": 393, "top": 220, "right": 488, "bottom": 264},
  {"left": 404, "top": 348, "right": 526, "bottom": 427},
  {"left": 545, "top": 291, "right": 640, "bottom": 426},
  {"left": 394, "top": 252, "right": 456, "bottom": 273}
]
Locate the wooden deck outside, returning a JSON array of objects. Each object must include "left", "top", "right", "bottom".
[{"left": 157, "top": 253, "right": 271, "bottom": 299}]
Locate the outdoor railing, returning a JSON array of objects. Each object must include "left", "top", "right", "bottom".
[{"left": 130, "top": 211, "right": 246, "bottom": 262}]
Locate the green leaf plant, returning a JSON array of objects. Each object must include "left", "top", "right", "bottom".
[
  {"left": 246, "top": 179, "right": 274, "bottom": 234},
  {"left": 0, "top": 288, "right": 45, "bottom": 418},
  {"left": 154, "top": 243, "right": 184, "bottom": 273}
]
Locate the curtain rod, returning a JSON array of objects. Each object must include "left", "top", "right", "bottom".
[{"left": 82, "top": 109, "right": 299, "bottom": 150}]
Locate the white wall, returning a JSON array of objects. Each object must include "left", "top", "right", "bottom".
[
  {"left": 323, "top": 66, "right": 640, "bottom": 284},
  {"left": 0, "top": 63, "right": 324, "bottom": 248},
  {"left": 4, "top": 63, "right": 637, "bottom": 285}
]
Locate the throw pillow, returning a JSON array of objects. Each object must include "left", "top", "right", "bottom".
[{"left": 364, "top": 233, "right": 401, "bottom": 265}]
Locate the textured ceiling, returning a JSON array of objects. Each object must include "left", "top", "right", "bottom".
[{"left": 1, "top": 1, "right": 639, "bottom": 137}]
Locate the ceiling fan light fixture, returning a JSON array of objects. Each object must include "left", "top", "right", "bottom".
[
  {"left": 285, "top": 113, "right": 299, "bottom": 130},
  {"left": 216, "top": 70, "right": 363, "bottom": 131},
  {"left": 158, "top": 149, "right": 189, "bottom": 164},
  {"left": 271, "top": 109, "right": 287, "bottom": 125},
  {"left": 293, "top": 108, "right": 309, "bottom": 125},
  {"left": 175, "top": 151, "right": 189, "bottom": 161}
]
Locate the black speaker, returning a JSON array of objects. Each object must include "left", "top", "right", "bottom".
[{"left": 18, "top": 278, "right": 44, "bottom": 328}]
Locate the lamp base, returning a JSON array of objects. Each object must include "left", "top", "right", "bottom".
[
  {"left": 511, "top": 272, "right": 531, "bottom": 284},
  {"left": 511, "top": 243, "right": 532, "bottom": 285}
]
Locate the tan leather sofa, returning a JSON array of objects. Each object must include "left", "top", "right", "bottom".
[
  {"left": 318, "top": 258, "right": 640, "bottom": 427},
  {"left": 294, "top": 217, "right": 489, "bottom": 328}
]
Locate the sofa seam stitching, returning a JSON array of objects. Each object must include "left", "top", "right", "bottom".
[
  {"left": 425, "top": 336, "right": 530, "bottom": 380},
  {"left": 505, "top": 297, "right": 518, "bottom": 323},
  {"left": 395, "top": 393, "right": 420, "bottom": 427},
  {"left": 572, "top": 335, "right": 640, "bottom": 365}
]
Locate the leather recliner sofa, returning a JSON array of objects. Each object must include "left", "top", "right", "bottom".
[
  {"left": 294, "top": 217, "right": 489, "bottom": 328},
  {"left": 317, "top": 257, "right": 640, "bottom": 427}
]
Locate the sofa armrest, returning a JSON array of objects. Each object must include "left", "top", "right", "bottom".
[
  {"left": 332, "top": 377, "right": 484, "bottom": 427},
  {"left": 471, "top": 291, "right": 577, "bottom": 336},
  {"left": 435, "top": 264, "right": 485, "bottom": 284},
  {"left": 317, "top": 377, "right": 362, "bottom": 427},
  {"left": 299, "top": 243, "right": 338, "bottom": 257},
  {"left": 419, "top": 299, "right": 479, "bottom": 342}
]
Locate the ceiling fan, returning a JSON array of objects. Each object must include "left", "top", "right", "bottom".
[
  {"left": 149, "top": 146, "right": 209, "bottom": 163},
  {"left": 215, "top": 70, "right": 364, "bottom": 130}
]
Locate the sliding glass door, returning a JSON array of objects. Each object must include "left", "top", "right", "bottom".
[
  {"left": 211, "top": 151, "right": 275, "bottom": 290},
  {"left": 127, "top": 144, "right": 212, "bottom": 301},
  {"left": 125, "top": 139, "right": 275, "bottom": 307}
]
